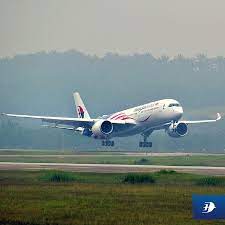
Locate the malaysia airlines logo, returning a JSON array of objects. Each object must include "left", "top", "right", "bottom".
[
  {"left": 202, "top": 202, "right": 216, "bottom": 214},
  {"left": 77, "top": 106, "right": 85, "bottom": 118},
  {"left": 192, "top": 195, "right": 225, "bottom": 219}
]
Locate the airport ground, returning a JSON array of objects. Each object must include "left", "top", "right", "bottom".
[
  {"left": 1, "top": 149, "right": 225, "bottom": 225},
  {"left": 1, "top": 170, "right": 225, "bottom": 225},
  {"left": 1, "top": 149, "right": 225, "bottom": 167}
]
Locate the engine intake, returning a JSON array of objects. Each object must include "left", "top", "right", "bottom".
[
  {"left": 166, "top": 122, "right": 188, "bottom": 138},
  {"left": 92, "top": 120, "right": 113, "bottom": 138}
]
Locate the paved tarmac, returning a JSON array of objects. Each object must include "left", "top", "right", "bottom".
[
  {"left": 1, "top": 162, "right": 225, "bottom": 175},
  {"left": 0, "top": 152, "right": 223, "bottom": 157}
]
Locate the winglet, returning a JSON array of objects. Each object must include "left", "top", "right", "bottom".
[{"left": 216, "top": 113, "right": 221, "bottom": 121}]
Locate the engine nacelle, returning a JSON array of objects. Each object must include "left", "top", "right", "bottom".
[
  {"left": 166, "top": 122, "right": 188, "bottom": 138},
  {"left": 91, "top": 120, "right": 113, "bottom": 138}
]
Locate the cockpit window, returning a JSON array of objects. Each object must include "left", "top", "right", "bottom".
[{"left": 168, "top": 103, "right": 180, "bottom": 107}]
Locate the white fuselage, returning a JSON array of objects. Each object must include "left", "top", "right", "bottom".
[{"left": 105, "top": 99, "right": 183, "bottom": 138}]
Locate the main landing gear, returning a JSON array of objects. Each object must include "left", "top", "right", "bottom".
[
  {"left": 102, "top": 140, "right": 114, "bottom": 147},
  {"left": 139, "top": 141, "right": 152, "bottom": 148},
  {"left": 139, "top": 131, "right": 153, "bottom": 148}
]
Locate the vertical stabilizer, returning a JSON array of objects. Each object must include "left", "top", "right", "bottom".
[{"left": 73, "top": 92, "right": 91, "bottom": 119}]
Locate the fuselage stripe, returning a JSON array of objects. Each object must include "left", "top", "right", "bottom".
[{"left": 110, "top": 113, "right": 124, "bottom": 120}]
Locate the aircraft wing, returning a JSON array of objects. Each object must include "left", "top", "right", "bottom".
[
  {"left": 1, "top": 113, "right": 136, "bottom": 128},
  {"left": 1, "top": 113, "right": 95, "bottom": 127},
  {"left": 180, "top": 113, "right": 221, "bottom": 124}
]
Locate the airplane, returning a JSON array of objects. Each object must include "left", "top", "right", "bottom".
[{"left": 1, "top": 92, "right": 221, "bottom": 148}]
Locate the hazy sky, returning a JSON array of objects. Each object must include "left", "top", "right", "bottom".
[{"left": 0, "top": 0, "right": 225, "bottom": 58}]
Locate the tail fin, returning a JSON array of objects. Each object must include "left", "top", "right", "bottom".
[{"left": 73, "top": 92, "right": 91, "bottom": 119}]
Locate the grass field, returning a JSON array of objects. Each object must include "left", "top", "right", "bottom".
[
  {"left": 1, "top": 170, "right": 225, "bottom": 225},
  {"left": 1, "top": 149, "right": 225, "bottom": 167}
]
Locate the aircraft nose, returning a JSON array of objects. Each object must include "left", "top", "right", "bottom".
[{"left": 175, "top": 107, "right": 183, "bottom": 119}]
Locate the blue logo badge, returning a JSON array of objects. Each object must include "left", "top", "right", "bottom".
[{"left": 192, "top": 194, "right": 225, "bottom": 219}]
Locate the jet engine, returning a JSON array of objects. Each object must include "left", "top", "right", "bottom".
[
  {"left": 91, "top": 120, "right": 113, "bottom": 138},
  {"left": 166, "top": 122, "right": 188, "bottom": 138}
]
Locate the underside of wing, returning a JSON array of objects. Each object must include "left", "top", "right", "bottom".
[
  {"left": 180, "top": 113, "right": 221, "bottom": 124},
  {"left": 110, "top": 119, "right": 136, "bottom": 131},
  {"left": 1, "top": 113, "right": 96, "bottom": 128}
]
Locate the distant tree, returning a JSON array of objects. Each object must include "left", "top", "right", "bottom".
[{"left": 159, "top": 55, "right": 169, "bottom": 64}]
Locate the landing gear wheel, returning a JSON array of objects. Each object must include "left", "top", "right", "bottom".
[
  {"left": 139, "top": 131, "right": 153, "bottom": 148},
  {"left": 139, "top": 141, "right": 152, "bottom": 148},
  {"left": 102, "top": 140, "right": 115, "bottom": 147}
]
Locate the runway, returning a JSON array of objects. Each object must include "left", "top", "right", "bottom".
[
  {"left": 0, "top": 152, "right": 224, "bottom": 157},
  {"left": 1, "top": 162, "right": 225, "bottom": 175}
]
